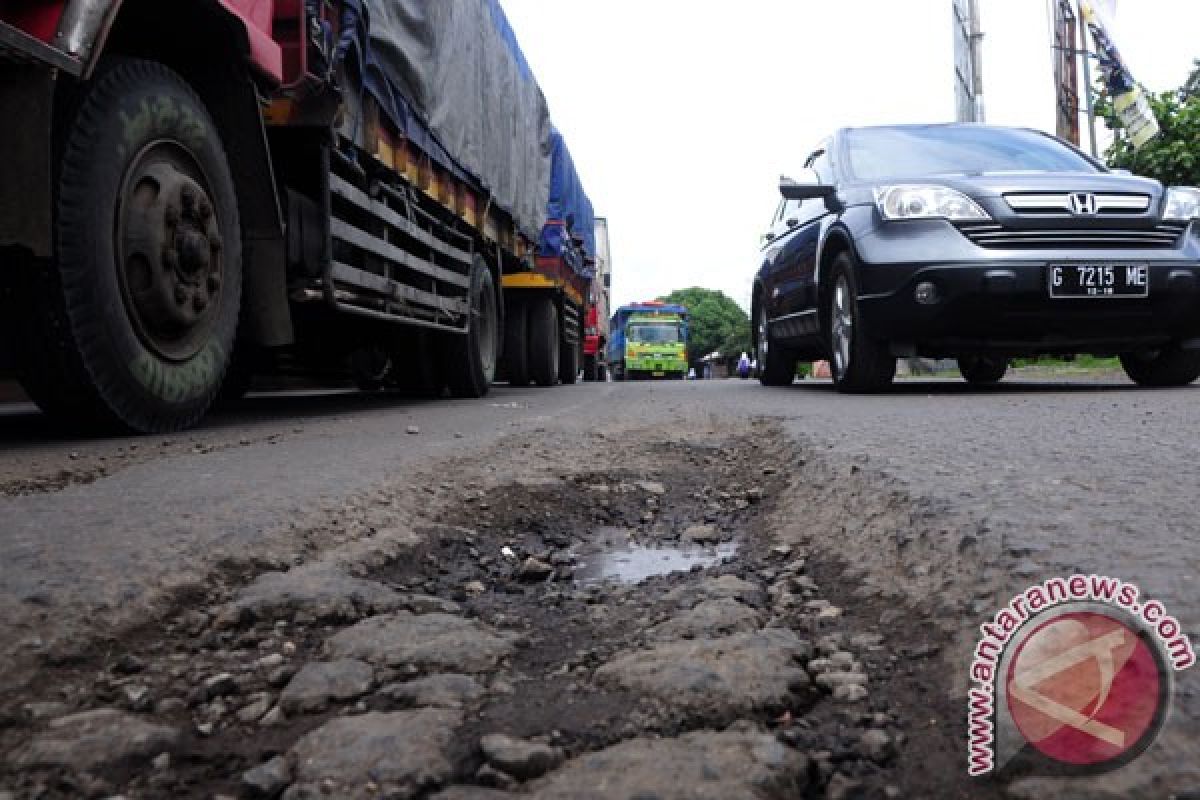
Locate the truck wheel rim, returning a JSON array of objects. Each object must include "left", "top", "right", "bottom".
[
  {"left": 116, "top": 140, "right": 223, "bottom": 363},
  {"left": 832, "top": 276, "right": 853, "bottom": 377}
]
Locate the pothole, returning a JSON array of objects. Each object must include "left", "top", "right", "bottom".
[{"left": 0, "top": 426, "right": 942, "bottom": 800}]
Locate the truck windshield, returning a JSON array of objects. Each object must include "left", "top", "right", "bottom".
[
  {"left": 629, "top": 325, "right": 681, "bottom": 344},
  {"left": 844, "top": 126, "right": 1099, "bottom": 181}
]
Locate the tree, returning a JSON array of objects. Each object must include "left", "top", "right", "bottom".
[
  {"left": 657, "top": 287, "right": 751, "bottom": 365},
  {"left": 1185, "top": 59, "right": 1200, "bottom": 99},
  {"left": 1101, "top": 68, "right": 1200, "bottom": 186}
]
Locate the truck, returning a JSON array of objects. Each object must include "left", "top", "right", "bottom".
[
  {"left": 608, "top": 302, "right": 690, "bottom": 381},
  {"left": 0, "top": 0, "right": 598, "bottom": 432},
  {"left": 582, "top": 217, "right": 612, "bottom": 382}
]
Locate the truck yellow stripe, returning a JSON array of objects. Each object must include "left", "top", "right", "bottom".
[{"left": 502, "top": 273, "right": 583, "bottom": 307}]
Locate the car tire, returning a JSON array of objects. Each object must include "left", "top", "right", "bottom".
[
  {"left": 827, "top": 253, "right": 895, "bottom": 393},
  {"left": 16, "top": 58, "right": 241, "bottom": 433},
  {"left": 756, "top": 295, "right": 796, "bottom": 387},
  {"left": 442, "top": 256, "right": 497, "bottom": 398},
  {"left": 958, "top": 354, "right": 1008, "bottom": 385},
  {"left": 1119, "top": 346, "right": 1200, "bottom": 387}
]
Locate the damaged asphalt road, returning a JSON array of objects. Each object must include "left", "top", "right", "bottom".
[{"left": 0, "top": 378, "right": 1198, "bottom": 798}]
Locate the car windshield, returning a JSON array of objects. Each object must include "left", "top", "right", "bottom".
[
  {"left": 843, "top": 126, "right": 1100, "bottom": 182},
  {"left": 629, "top": 324, "right": 681, "bottom": 344}
]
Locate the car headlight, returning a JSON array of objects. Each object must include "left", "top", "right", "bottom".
[
  {"left": 1164, "top": 187, "right": 1200, "bottom": 221},
  {"left": 874, "top": 185, "right": 990, "bottom": 221}
]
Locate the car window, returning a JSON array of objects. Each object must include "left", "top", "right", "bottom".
[
  {"left": 770, "top": 198, "right": 787, "bottom": 227},
  {"left": 843, "top": 126, "right": 1099, "bottom": 181},
  {"left": 782, "top": 198, "right": 804, "bottom": 223}
]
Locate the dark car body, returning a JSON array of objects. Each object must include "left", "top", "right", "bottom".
[{"left": 752, "top": 124, "right": 1200, "bottom": 389}]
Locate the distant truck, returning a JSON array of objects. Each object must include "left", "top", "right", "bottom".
[
  {"left": 582, "top": 218, "right": 613, "bottom": 381},
  {"left": 609, "top": 302, "right": 689, "bottom": 381},
  {"left": 0, "top": 0, "right": 598, "bottom": 432}
]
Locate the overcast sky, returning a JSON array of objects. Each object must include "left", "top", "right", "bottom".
[{"left": 498, "top": 1, "right": 1200, "bottom": 312}]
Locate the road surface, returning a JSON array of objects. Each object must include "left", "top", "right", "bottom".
[{"left": 0, "top": 375, "right": 1196, "bottom": 799}]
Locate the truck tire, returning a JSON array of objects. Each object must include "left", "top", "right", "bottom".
[
  {"left": 17, "top": 58, "right": 241, "bottom": 433},
  {"left": 391, "top": 330, "right": 442, "bottom": 397},
  {"left": 559, "top": 335, "right": 580, "bottom": 385},
  {"left": 348, "top": 346, "right": 392, "bottom": 391},
  {"left": 442, "top": 256, "right": 498, "bottom": 397},
  {"left": 504, "top": 299, "right": 529, "bottom": 387},
  {"left": 528, "top": 297, "right": 559, "bottom": 387}
]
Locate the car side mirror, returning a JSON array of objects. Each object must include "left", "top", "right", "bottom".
[
  {"left": 779, "top": 169, "right": 837, "bottom": 202},
  {"left": 786, "top": 217, "right": 799, "bottom": 228}
]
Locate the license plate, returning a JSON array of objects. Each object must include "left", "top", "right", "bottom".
[
  {"left": 652, "top": 371, "right": 665, "bottom": 377},
  {"left": 1048, "top": 264, "right": 1148, "bottom": 298}
]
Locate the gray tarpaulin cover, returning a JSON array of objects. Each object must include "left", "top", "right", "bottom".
[{"left": 354, "top": 0, "right": 553, "bottom": 239}]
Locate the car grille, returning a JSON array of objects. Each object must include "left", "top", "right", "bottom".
[
  {"left": 957, "top": 221, "right": 1189, "bottom": 249},
  {"left": 1003, "top": 192, "right": 1152, "bottom": 215}
]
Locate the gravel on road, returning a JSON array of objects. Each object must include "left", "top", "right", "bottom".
[{"left": 0, "top": 376, "right": 1196, "bottom": 798}]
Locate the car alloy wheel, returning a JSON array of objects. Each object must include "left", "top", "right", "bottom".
[
  {"left": 831, "top": 275, "right": 853, "bottom": 379},
  {"left": 757, "top": 306, "right": 769, "bottom": 362}
]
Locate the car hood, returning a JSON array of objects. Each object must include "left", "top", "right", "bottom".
[
  {"left": 929, "top": 172, "right": 1162, "bottom": 199},
  {"left": 846, "top": 172, "right": 1169, "bottom": 227}
]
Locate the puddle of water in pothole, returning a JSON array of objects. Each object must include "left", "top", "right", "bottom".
[{"left": 575, "top": 529, "right": 738, "bottom": 585}]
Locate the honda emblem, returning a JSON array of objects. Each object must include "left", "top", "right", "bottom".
[{"left": 1068, "top": 192, "right": 1098, "bottom": 215}]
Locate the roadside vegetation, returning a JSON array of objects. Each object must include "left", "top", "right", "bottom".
[
  {"left": 656, "top": 288, "right": 751, "bottom": 362},
  {"left": 1102, "top": 58, "right": 1200, "bottom": 183},
  {"left": 1010, "top": 355, "right": 1122, "bottom": 370}
]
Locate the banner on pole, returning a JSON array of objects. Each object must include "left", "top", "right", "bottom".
[{"left": 1079, "top": 1, "right": 1159, "bottom": 149}]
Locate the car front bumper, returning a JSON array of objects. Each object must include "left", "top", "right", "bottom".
[
  {"left": 857, "top": 259, "right": 1200, "bottom": 355},
  {"left": 849, "top": 217, "right": 1200, "bottom": 356}
]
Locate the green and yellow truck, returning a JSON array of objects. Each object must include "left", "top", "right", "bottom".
[{"left": 609, "top": 302, "right": 690, "bottom": 380}]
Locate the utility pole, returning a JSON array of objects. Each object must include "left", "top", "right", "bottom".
[
  {"left": 969, "top": 0, "right": 985, "bottom": 122},
  {"left": 1078, "top": 2, "right": 1099, "bottom": 157},
  {"left": 1054, "top": 0, "right": 1111, "bottom": 156},
  {"left": 954, "top": 0, "right": 985, "bottom": 122},
  {"left": 1052, "top": 0, "right": 1081, "bottom": 145}
]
